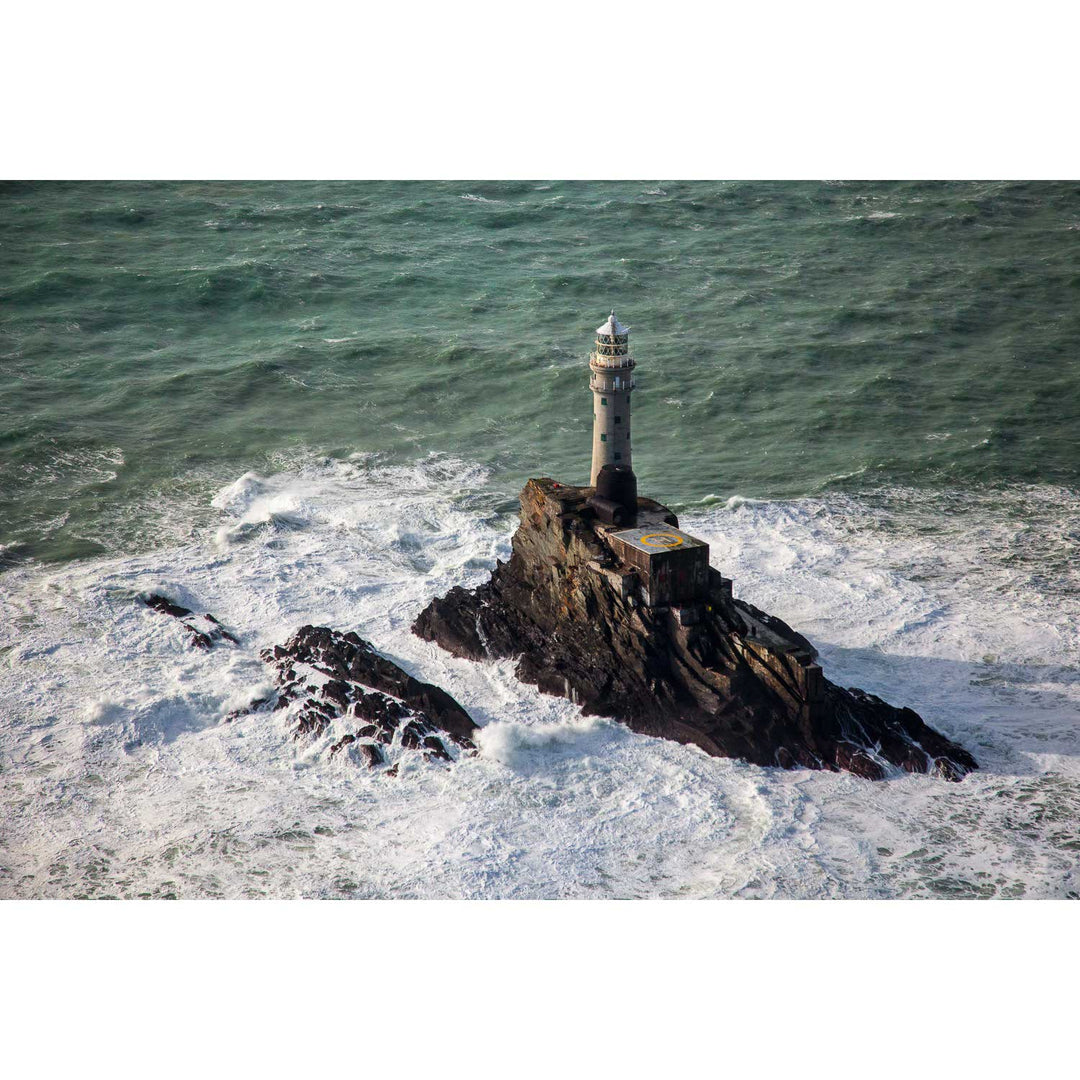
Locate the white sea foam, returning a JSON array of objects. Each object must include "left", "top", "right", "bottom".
[{"left": 1, "top": 458, "right": 1078, "bottom": 898}]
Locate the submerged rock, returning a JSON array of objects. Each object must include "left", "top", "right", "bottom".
[
  {"left": 142, "top": 592, "right": 240, "bottom": 650},
  {"left": 413, "top": 478, "right": 977, "bottom": 781},
  {"left": 258, "top": 625, "right": 477, "bottom": 769}
]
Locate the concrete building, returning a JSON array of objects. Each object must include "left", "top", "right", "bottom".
[
  {"left": 606, "top": 526, "right": 710, "bottom": 608},
  {"left": 589, "top": 310, "right": 635, "bottom": 486}
]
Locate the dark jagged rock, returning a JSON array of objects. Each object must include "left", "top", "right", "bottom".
[
  {"left": 257, "top": 625, "right": 477, "bottom": 769},
  {"left": 142, "top": 593, "right": 240, "bottom": 650},
  {"left": 413, "top": 478, "right": 977, "bottom": 782},
  {"left": 224, "top": 693, "right": 273, "bottom": 723},
  {"left": 358, "top": 743, "right": 386, "bottom": 768}
]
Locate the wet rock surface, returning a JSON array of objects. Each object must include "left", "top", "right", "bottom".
[
  {"left": 142, "top": 593, "right": 240, "bottom": 650},
  {"left": 413, "top": 478, "right": 978, "bottom": 782},
  {"left": 257, "top": 625, "right": 477, "bottom": 770}
]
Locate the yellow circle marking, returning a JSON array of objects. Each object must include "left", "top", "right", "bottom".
[{"left": 639, "top": 532, "right": 684, "bottom": 549}]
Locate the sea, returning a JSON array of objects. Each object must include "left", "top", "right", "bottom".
[{"left": 1, "top": 180, "right": 1078, "bottom": 899}]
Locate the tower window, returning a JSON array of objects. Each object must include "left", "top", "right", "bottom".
[
  {"left": 614, "top": 415, "right": 621, "bottom": 424},
  {"left": 614, "top": 453, "right": 622, "bottom": 461},
  {"left": 601, "top": 397, "right": 607, "bottom": 406},
  {"left": 600, "top": 433, "right": 607, "bottom": 442}
]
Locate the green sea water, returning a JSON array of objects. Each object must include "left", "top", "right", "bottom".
[{"left": 2, "top": 180, "right": 1079, "bottom": 565}]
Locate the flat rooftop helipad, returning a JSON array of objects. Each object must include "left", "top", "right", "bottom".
[
  {"left": 606, "top": 525, "right": 711, "bottom": 607},
  {"left": 607, "top": 526, "right": 708, "bottom": 555}
]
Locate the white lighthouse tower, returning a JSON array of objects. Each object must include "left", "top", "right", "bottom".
[{"left": 589, "top": 310, "right": 636, "bottom": 486}]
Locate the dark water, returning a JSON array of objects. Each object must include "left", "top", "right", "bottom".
[{"left": 2, "top": 180, "right": 1079, "bottom": 564}]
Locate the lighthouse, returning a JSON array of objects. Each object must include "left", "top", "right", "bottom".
[{"left": 589, "top": 310, "right": 636, "bottom": 486}]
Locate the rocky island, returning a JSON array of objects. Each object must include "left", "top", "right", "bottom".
[
  {"left": 414, "top": 477, "right": 976, "bottom": 780},
  {"left": 414, "top": 311, "right": 977, "bottom": 782}
]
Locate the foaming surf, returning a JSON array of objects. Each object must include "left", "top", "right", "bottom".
[{"left": 1, "top": 458, "right": 1078, "bottom": 899}]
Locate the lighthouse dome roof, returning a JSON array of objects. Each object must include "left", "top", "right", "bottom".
[{"left": 596, "top": 310, "right": 629, "bottom": 337}]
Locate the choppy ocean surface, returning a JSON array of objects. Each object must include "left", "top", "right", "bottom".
[{"left": 2, "top": 181, "right": 1078, "bottom": 898}]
